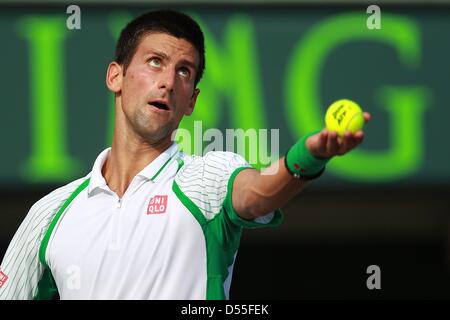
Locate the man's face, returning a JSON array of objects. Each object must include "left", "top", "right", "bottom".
[{"left": 116, "top": 32, "right": 200, "bottom": 144}]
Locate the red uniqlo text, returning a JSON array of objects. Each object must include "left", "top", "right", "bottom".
[
  {"left": 0, "top": 271, "right": 8, "bottom": 288},
  {"left": 147, "top": 195, "right": 168, "bottom": 214}
]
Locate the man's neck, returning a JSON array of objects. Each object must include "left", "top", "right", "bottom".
[{"left": 102, "top": 134, "right": 173, "bottom": 198}]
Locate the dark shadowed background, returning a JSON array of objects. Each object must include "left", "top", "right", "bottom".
[{"left": 1, "top": 1, "right": 449, "bottom": 299}]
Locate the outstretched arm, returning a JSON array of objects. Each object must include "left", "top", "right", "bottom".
[{"left": 232, "top": 112, "right": 371, "bottom": 220}]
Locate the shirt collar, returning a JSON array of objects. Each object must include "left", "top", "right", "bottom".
[
  {"left": 87, "top": 143, "right": 180, "bottom": 196},
  {"left": 136, "top": 142, "right": 179, "bottom": 181}
]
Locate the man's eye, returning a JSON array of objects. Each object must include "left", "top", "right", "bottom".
[
  {"left": 178, "top": 67, "right": 190, "bottom": 78},
  {"left": 148, "top": 58, "right": 161, "bottom": 67}
]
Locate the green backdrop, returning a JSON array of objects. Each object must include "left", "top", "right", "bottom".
[{"left": 0, "top": 5, "right": 448, "bottom": 187}]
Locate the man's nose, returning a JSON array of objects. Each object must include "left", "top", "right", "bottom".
[{"left": 158, "top": 68, "right": 176, "bottom": 92}]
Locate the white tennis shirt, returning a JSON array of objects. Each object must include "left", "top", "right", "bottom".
[{"left": 0, "top": 143, "right": 282, "bottom": 300}]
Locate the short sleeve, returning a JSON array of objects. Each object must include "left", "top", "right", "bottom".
[
  {"left": 222, "top": 166, "right": 283, "bottom": 229},
  {"left": 175, "top": 151, "right": 283, "bottom": 228}
]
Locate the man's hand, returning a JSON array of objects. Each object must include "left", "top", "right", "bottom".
[
  {"left": 306, "top": 112, "right": 371, "bottom": 159},
  {"left": 232, "top": 112, "right": 371, "bottom": 220}
]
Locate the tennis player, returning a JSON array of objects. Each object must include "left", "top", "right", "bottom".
[{"left": 0, "top": 10, "right": 370, "bottom": 300}]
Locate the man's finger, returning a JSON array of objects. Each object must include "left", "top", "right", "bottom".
[
  {"left": 353, "top": 131, "right": 365, "bottom": 146},
  {"left": 318, "top": 129, "right": 328, "bottom": 150},
  {"left": 338, "top": 131, "right": 355, "bottom": 154},
  {"left": 326, "top": 131, "right": 339, "bottom": 154}
]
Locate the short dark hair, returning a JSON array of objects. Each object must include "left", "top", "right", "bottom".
[{"left": 115, "top": 10, "right": 205, "bottom": 86}]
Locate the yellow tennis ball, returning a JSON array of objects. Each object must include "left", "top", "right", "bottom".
[{"left": 325, "top": 99, "right": 364, "bottom": 136}]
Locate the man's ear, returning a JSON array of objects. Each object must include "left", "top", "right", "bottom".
[
  {"left": 185, "top": 88, "right": 200, "bottom": 116},
  {"left": 106, "top": 62, "right": 123, "bottom": 93}
]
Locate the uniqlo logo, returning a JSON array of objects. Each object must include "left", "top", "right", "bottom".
[
  {"left": 147, "top": 195, "right": 168, "bottom": 214},
  {"left": 0, "top": 271, "right": 8, "bottom": 288}
]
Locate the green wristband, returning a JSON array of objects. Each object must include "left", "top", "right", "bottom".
[{"left": 285, "top": 131, "right": 330, "bottom": 179}]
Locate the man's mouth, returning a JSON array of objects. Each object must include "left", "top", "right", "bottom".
[{"left": 148, "top": 100, "right": 170, "bottom": 111}]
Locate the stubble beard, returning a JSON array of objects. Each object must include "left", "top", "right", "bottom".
[{"left": 131, "top": 107, "right": 176, "bottom": 145}]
